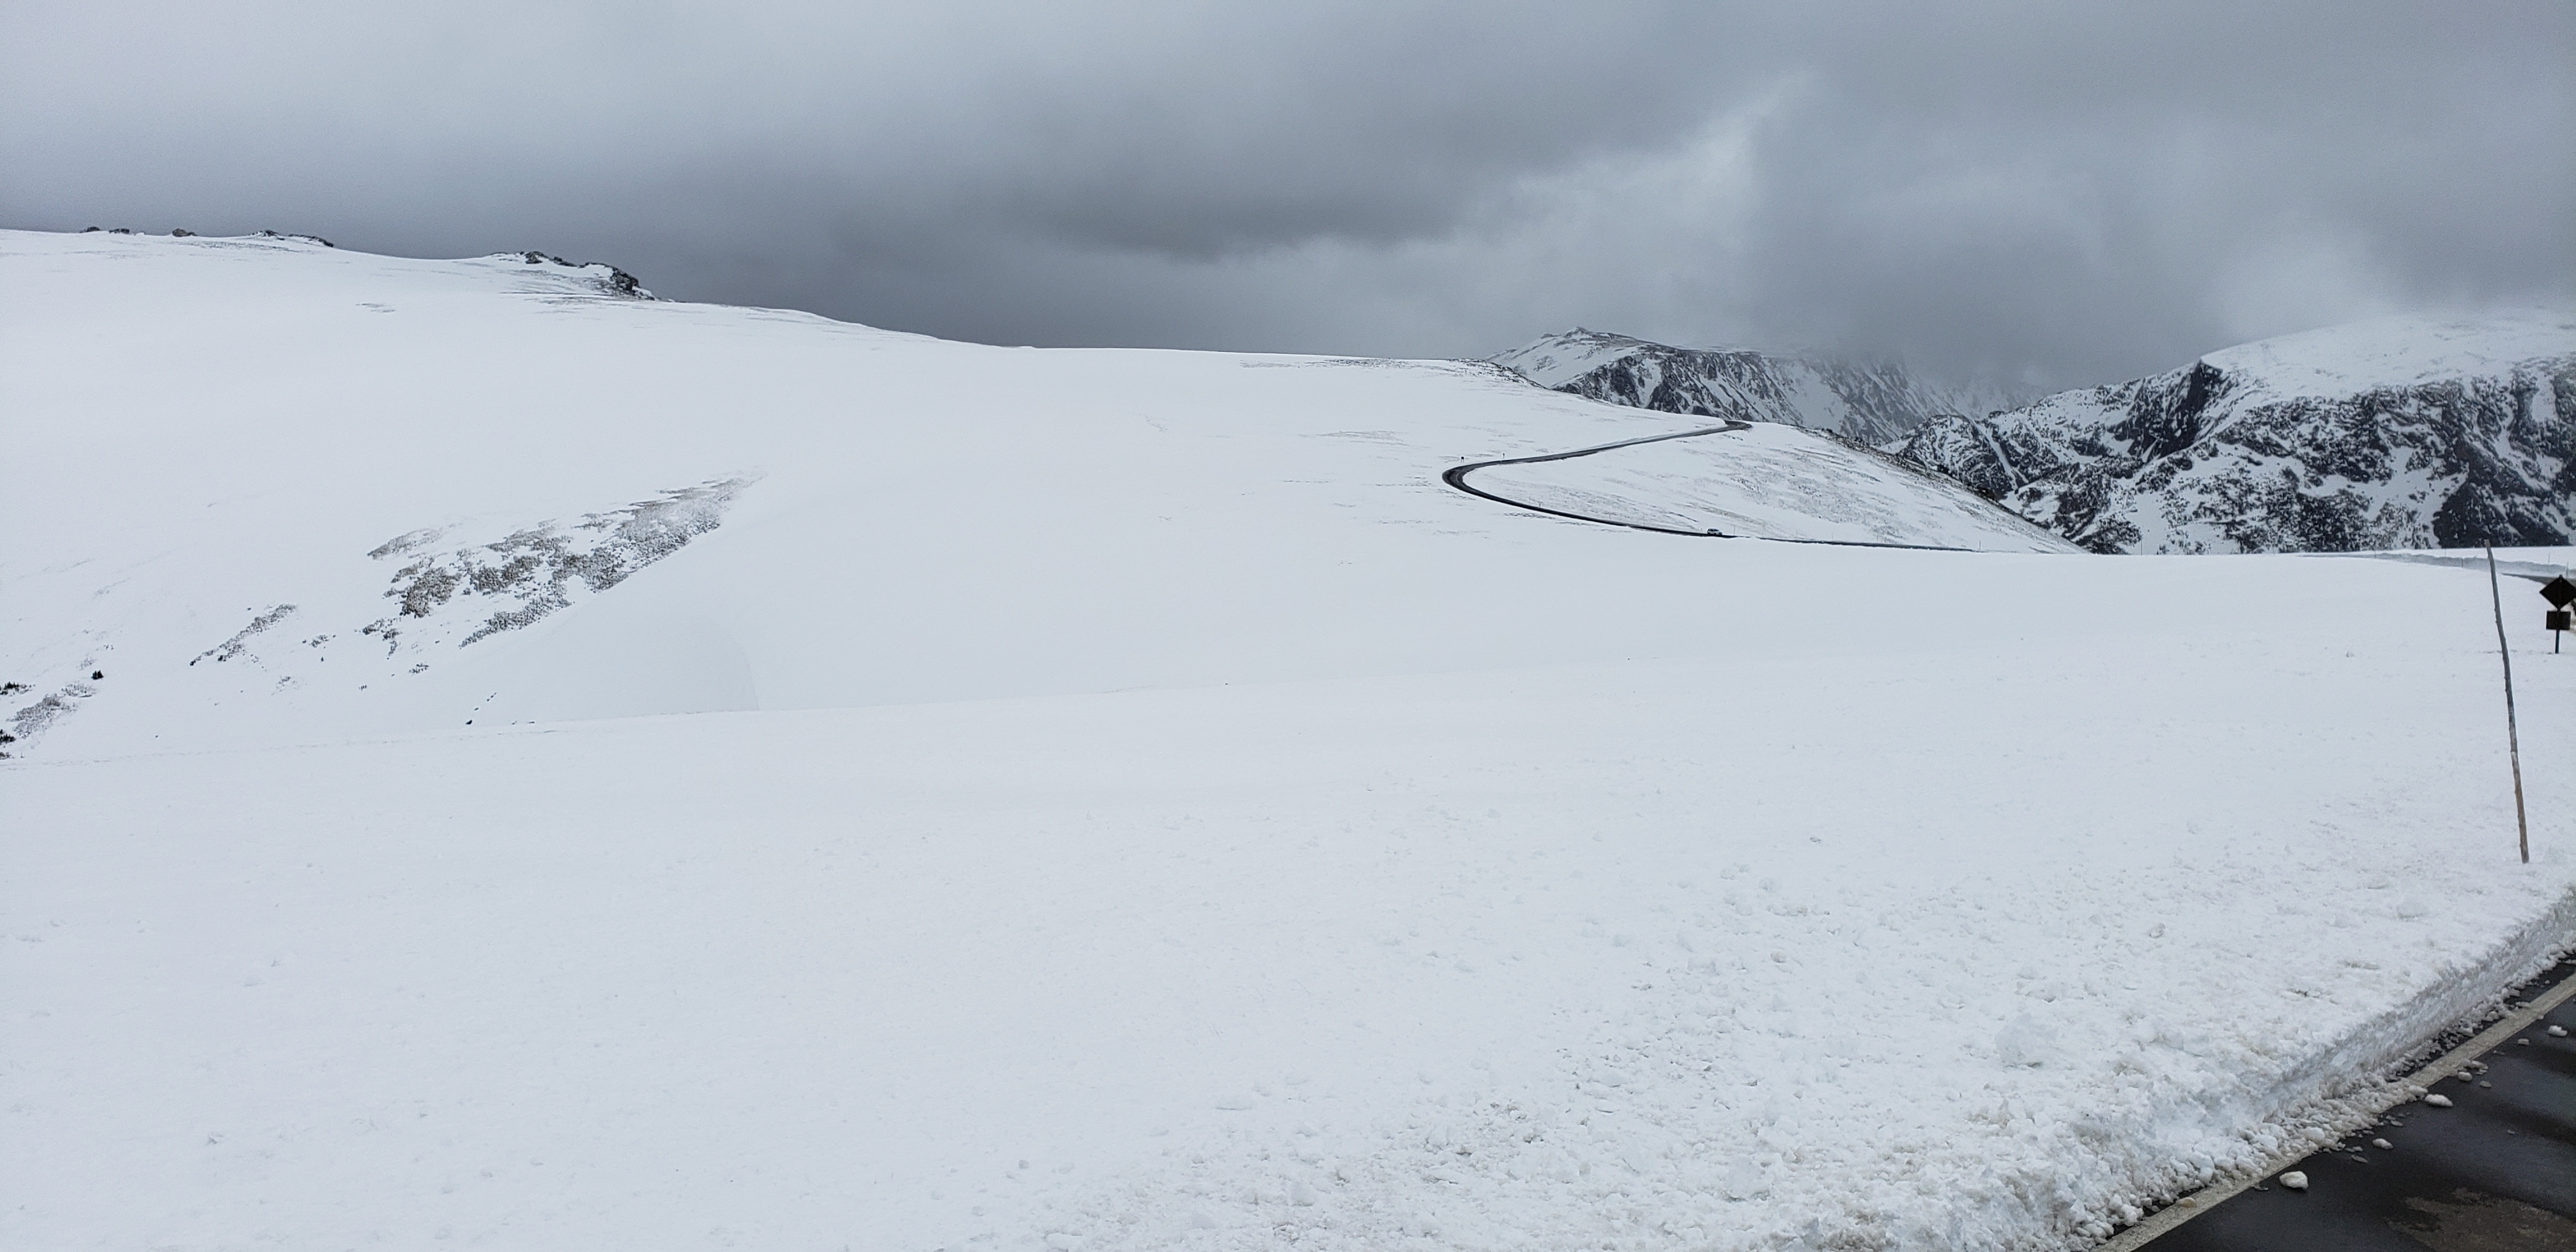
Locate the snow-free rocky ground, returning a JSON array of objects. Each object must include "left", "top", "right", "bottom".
[{"left": 4, "top": 231, "right": 2573, "bottom": 1251}]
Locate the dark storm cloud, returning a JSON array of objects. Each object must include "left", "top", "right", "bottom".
[{"left": 5, "top": 1, "right": 2568, "bottom": 389}]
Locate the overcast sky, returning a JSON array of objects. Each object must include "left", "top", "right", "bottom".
[{"left": 5, "top": 1, "right": 2569, "bottom": 389}]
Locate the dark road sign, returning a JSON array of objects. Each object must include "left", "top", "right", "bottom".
[{"left": 2542, "top": 575, "right": 2576, "bottom": 609}]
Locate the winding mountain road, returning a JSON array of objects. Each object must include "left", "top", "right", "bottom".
[
  {"left": 1440, "top": 418, "right": 1981, "bottom": 551},
  {"left": 1439, "top": 420, "right": 1752, "bottom": 538}
]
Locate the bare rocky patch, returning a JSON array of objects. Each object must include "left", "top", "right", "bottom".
[
  {"left": 5, "top": 680, "right": 97, "bottom": 757},
  {"left": 192, "top": 604, "right": 298, "bottom": 666},
  {"left": 364, "top": 474, "right": 758, "bottom": 655}
]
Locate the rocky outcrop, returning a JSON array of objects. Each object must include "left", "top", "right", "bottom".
[
  {"left": 1491, "top": 329, "right": 2001, "bottom": 445},
  {"left": 498, "top": 250, "right": 655, "bottom": 299},
  {"left": 1887, "top": 311, "right": 2575, "bottom": 553}
]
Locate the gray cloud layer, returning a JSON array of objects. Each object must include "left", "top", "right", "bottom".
[{"left": 6, "top": 1, "right": 2569, "bottom": 388}]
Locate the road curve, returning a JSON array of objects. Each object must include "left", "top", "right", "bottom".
[
  {"left": 1440, "top": 421, "right": 1752, "bottom": 538},
  {"left": 1440, "top": 419, "right": 1981, "bottom": 552}
]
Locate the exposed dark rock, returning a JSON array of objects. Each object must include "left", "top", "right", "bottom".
[
  {"left": 1887, "top": 312, "right": 2574, "bottom": 553},
  {"left": 192, "top": 605, "right": 298, "bottom": 666},
  {"left": 363, "top": 474, "right": 756, "bottom": 655},
  {"left": 504, "top": 250, "right": 654, "bottom": 299},
  {"left": 1491, "top": 329, "right": 2009, "bottom": 445},
  {"left": 8, "top": 680, "right": 98, "bottom": 749}
]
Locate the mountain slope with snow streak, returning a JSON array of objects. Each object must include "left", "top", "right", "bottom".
[
  {"left": 1889, "top": 310, "right": 2576, "bottom": 553},
  {"left": 1491, "top": 328, "right": 2009, "bottom": 444},
  {"left": 4, "top": 230, "right": 2573, "bottom": 1252}
]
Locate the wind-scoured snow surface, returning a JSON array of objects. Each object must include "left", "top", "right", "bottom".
[
  {"left": 4, "top": 231, "right": 2574, "bottom": 1251},
  {"left": 1461, "top": 422, "right": 2078, "bottom": 551},
  {"left": 1890, "top": 310, "right": 2576, "bottom": 553}
]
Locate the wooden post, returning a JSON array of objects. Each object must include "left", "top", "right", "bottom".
[{"left": 2487, "top": 547, "right": 2529, "bottom": 864}]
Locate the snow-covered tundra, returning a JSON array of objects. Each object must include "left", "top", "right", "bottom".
[{"left": 3, "top": 230, "right": 2571, "bottom": 1251}]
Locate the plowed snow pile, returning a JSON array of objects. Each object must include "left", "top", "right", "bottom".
[{"left": 4, "top": 231, "right": 2572, "bottom": 1251}]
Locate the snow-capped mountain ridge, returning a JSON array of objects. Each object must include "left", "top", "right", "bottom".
[
  {"left": 2196, "top": 309, "right": 2576, "bottom": 404},
  {"left": 1490, "top": 328, "right": 2010, "bottom": 445},
  {"left": 1889, "top": 310, "right": 2575, "bottom": 553}
]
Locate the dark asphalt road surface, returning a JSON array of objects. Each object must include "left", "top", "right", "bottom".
[
  {"left": 1439, "top": 420, "right": 1751, "bottom": 537},
  {"left": 2138, "top": 958, "right": 2576, "bottom": 1252},
  {"left": 1438, "top": 419, "right": 1990, "bottom": 551}
]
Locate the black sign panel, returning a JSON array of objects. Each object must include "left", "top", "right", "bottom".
[{"left": 2543, "top": 575, "right": 2576, "bottom": 609}]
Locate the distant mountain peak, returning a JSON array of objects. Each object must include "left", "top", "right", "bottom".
[
  {"left": 1888, "top": 309, "right": 2576, "bottom": 553},
  {"left": 1489, "top": 329, "right": 2002, "bottom": 445}
]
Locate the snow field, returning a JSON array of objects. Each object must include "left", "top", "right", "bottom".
[
  {"left": 0, "top": 230, "right": 2051, "bottom": 761},
  {"left": 4, "top": 231, "right": 2574, "bottom": 1250},
  {"left": 10, "top": 560, "right": 2574, "bottom": 1250}
]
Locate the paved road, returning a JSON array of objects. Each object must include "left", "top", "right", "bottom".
[
  {"left": 2137, "top": 958, "right": 2576, "bottom": 1251},
  {"left": 1439, "top": 420, "right": 1751, "bottom": 538},
  {"left": 1438, "top": 418, "right": 1989, "bottom": 551}
]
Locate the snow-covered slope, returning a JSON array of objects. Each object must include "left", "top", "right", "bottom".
[
  {"left": 1890, "top": 311, "right": 2576, "bottom": 553},
  {"left": 1457, "top": 420, "right": 2080, "bottom": 551},
  {"left": 1492, "top": 328, "right": 2005, "bottom": 444},
  {"left": 4, "top": 231, "right": 2573, "bottom": 1252},
  {"left": 0, "top": 236, "right": 2083, "bottom": 760}
]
